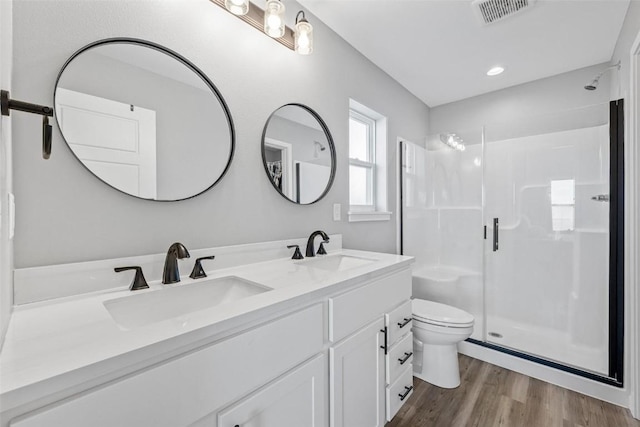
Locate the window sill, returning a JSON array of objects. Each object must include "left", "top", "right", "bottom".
[{"left": 348, "top": 211, "right": 392, "bottom": 222}]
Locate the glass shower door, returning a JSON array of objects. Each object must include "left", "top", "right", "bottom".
[
  {"left": 483, "top": 107, "right": 611, "bottom": 376},
  {"left": 401, "top": 130, "right": 484, "bottom": 341}
]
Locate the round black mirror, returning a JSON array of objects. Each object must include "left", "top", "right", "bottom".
[
  {"left": 262, "top": 104, "right": 336, "bottom": 204},
  {"left": 54, "top": 38, "right": 235, "bottom": 201}
]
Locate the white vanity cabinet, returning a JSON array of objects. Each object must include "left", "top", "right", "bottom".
[
  {"left": 5, "top": 258, "right": 415, "bottom": 427},
  {"left": 328, "top": 268, "right": 412, "bottom": 427},
  {"left": 9, "top": 304, "right": 325, "bottom": 427}
]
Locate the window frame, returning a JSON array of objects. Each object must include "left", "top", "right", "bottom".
[{"left": 349, "top": 109, "right": 377, "bottom": 212}]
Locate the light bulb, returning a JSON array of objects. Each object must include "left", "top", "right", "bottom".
[
  {"left": 295, "top": 18, "right": 313, "bottom": 55},
  {"left": 264, "top": 0, "right": 285, "bottom": 38},
  {"left": 225, "top": 0, "right": 248, "bottom": 15},
  {"left": 267, "top": 14, "right": 282, "bottom": 29}
]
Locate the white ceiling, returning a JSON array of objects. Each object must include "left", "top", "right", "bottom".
[{"left": 297, "top": 0, "right": 631, "bottom": 107}]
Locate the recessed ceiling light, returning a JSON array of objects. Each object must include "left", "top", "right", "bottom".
[{"left": 487, "top": 66, "right": 505, "bottom": 76}]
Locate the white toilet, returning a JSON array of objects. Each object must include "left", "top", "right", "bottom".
[{"left": 411, "top": 298, "right": 474, "bottom": 389}]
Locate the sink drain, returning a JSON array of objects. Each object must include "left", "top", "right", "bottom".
[{"left": 488, "top": 332, "right": 503, "bottom": 338}]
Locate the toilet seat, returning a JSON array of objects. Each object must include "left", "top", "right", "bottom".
[{"left": 412, "top": 299, "right": 474, "bottom": 328}]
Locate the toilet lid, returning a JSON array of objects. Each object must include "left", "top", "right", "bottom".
[{"left": 412, "top": 299, "right": 474, "bottom": 327}]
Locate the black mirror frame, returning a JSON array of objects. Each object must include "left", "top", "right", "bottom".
[
  {"left": 53, "top": 37, "right": 236, "bottom": 202},
  {"left": 261, "top": 103, "right": 336, "bottom": 205}
]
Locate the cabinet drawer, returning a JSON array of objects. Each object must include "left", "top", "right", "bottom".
[
  {"left": 218, "top": 354, "right": 327, "bottom": 427},
  {"left": 11, "top": 304, "right": 325, "bottom": 427},
  {"left": 386, "top": 332, "right": 413, "bottom": 385},
  {"left": 385, "top": 366, "right": 414, "bottom": 422},
  {"left": 329, "top": 268, "right": 411, "bottom": 342},
  {"left": 385, "top": 300, "right": 412, "bottom": 346}
]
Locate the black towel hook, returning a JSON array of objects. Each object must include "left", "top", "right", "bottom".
[{"left": 1, "top": 89, "right": 54, "bottom": 159}]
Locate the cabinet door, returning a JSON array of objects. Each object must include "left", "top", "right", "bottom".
[
  {"left": 330, "top": 318, "right": 385, "bottom": 427},
  {"left": 217, "top": 354, "right": 327, "bottom": 427}
]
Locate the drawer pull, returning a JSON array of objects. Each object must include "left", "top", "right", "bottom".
[
  {"left": 380, "top": 327, "right": 388, "bottom": 354},
  {"left": 398, "top": 351, "right": 413, "bottom": 365},
  {"left": 397, "top": 317, "right": 412, "bottom": 328},
  {"left": 399, "top": 385, "right": 413, "bottom": 401}
]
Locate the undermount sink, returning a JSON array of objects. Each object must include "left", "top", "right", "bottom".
[
  {"left": 301, "top": 254, "right": 376, "bottom": 272},
  {"left": 104, "top": 276, "right": 272, "bottom": 329}
]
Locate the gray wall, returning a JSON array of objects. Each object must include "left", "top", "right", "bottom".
[
  {"left": 0, "top": 0, "right": 13, "bottom": 346},
  {"left": 11, "top": 0, "right": 430, "bottom": 268},
  {"left": 611, "top": 0, "right": 640, "bottom": 99},
  {"left": 429, "top": 63, "right": 612, "bottom": 139},
  {"left": 58, "top": 50, "right": 231, "bottom": 200}
]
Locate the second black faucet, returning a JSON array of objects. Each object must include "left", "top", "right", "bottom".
[{"left": 305, "top": 230, "right": 330, "bottom": 257}]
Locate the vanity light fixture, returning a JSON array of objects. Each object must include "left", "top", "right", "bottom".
[
  {"left": 225, "top": 0, "right": 249, "bottom": 15},
  {"left": 264, "top": 0, "right": 285, "bottom": 38},
  {"left": 210, "top": 0, "right": 313, "bottom": 54},
  {"left": 295, "top": 11, "right": 313, "bottom": 55},
  {"left": 487, "top": 66, "right": 505, "bottom": 76}
]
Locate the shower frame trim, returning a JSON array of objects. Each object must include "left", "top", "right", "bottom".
[
  {"left": 466, "top": 338, "right": 622, "bottom": 387},
  {"left": 608, "top": 98, "right": 625, "bottom": 386}
]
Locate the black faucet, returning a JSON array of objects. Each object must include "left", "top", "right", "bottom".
[
  {"left": 305, "top": 230, "right": 330, "bottom": 257},
  {"left": 162, "top": 242, "right": 190, "bottom": 284}
]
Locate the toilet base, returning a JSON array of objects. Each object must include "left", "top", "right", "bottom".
[{"left": 413, "top": 342, "right": 461, "bottom": 389}]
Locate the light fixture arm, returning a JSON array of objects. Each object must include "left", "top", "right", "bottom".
[{"left": 296, "top": 10, "right": 308, "bottom": 24}]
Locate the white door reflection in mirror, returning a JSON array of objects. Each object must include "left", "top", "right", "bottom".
[
  {"left": 264, "top": 138, "right": 294, "bottom": 199},
  {"left": 296, "top": 162, "right": 331, "bottom": 204},
  {"left": 262, "top": 104, "right": 336, "bottom": 204},
  {"left": 56, "top": 88, "right": 157, "bottom": 199}
]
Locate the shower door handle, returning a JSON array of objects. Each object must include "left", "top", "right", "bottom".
[{"left": 493, "top": 218, "right": 499, "bottom": 252}]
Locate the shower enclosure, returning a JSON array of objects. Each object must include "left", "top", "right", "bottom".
[{"left": 401, "top": 100, "right": 624, "bottom": 384}]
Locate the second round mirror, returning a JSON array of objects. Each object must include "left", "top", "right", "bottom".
[{"left": 262, "top": 104, "right": 336, "bottom": 204}]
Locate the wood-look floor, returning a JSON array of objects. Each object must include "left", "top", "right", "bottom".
[{"left": 387, "top": 355, "right": 640, "bottom": 427}]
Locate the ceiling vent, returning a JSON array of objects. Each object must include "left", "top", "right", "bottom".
[{"left": 471, "top": 0, "right": 537, "bottom": 25}]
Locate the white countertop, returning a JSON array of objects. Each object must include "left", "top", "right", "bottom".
[{"left": 0, "top": 249, "right": 413, "bottom": 413}]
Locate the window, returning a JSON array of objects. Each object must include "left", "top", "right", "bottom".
[
  {"left": 550, "top": 179, "right": 575, "bottom": 231},
  {"left": 349, "top": 110, "right": 376, "bottom": 210},
  {"left": 348, "top": 100, "right": 391, "bottom": 222}
]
